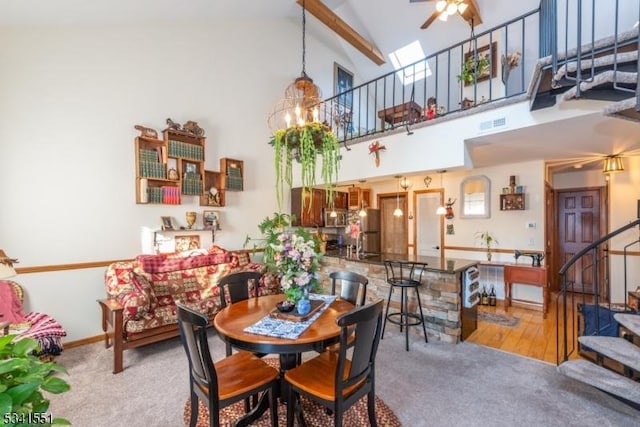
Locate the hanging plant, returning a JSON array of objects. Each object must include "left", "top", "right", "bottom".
[
  {"left": 457, "top": 54, "right": 490, "bottom": 85},
  {"left": 270, "top": 122, "right": 341, "bottom": 211}
]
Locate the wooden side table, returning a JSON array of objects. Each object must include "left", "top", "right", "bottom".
[{"left": 504, "top": 265, "right": 548, "bottom": 318}]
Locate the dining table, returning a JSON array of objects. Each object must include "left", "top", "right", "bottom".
[{"left": 213, "top": 293, "right": 355, "bottom": 425}]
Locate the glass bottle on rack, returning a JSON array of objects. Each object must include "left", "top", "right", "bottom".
[
  {"left": 481, "top": 286, "right": 489, "bottom": 306},
  {"left": 489, "top": 286, "right": 497, "bottom": 306}
]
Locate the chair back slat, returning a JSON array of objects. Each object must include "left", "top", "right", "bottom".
[
  {"left": 176, "top": 303, "right": 219, "bottom": 396},
  {"left": 218, "top": 271, "right": 262, "bottom": 308},
  {"left": 336, "top": 300, "right": 383, "bottom": 391},
  {"left": 330, "top": 271, "right": 368, "bottom": 306}
]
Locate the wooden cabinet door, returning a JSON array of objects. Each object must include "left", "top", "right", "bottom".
[
  {"left": 291, "top": 188, "right": 325, "bottom": 227},
  {"left": 333, "top": 191, "right": 348, "bottom": 210}
]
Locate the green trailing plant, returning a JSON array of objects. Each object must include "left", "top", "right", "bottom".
[
  {"left": 270, "top": 122, "right": 341, "bottom": 212},
  {"left": 457, "top": 54, "right": 490, "bottom": 85},
  {"left": 0, "top": 335, "right": 70, "bottom": 426}
]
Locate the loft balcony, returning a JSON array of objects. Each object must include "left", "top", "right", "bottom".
[{"left": 314, "top": 1, "right": 640, "bottom": 150}]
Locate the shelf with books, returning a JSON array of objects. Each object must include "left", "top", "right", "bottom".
[
  {"left": 220, "top": 158, "right": 244, "bottom": 192},
  {"left": 135, "top": 127, "right": 205, "bottom": 205}
]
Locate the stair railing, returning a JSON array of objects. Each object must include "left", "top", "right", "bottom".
[{"left": 557, "top": 218, "right": 640, "bottom": 364}]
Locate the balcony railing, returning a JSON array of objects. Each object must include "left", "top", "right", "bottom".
[{"left": 317, "top": 8, "right": 541, "bottom": 146}]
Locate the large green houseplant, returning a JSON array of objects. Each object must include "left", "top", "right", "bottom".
[
  {"left": 270, "top": 122, "right": 341, "bottom": 211},
  {"left": 0, "top": 335, "right": 70, "bottom": 426}
]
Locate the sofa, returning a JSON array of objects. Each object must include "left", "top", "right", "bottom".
[{"left": 98, "top": 246, "right": 280, "bottom": 373}]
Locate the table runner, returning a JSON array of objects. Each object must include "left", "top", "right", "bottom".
[{"left": 244, "top": 294, "right": 337, "bottom": 340}]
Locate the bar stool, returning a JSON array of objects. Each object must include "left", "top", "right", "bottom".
[{"left": 382, "top": 260, "right": 428, "bottom": 351}]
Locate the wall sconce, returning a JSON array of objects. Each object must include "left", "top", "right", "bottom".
[
  {"left": 603, "top": 155, "right": 624, "bottom": 173},
  {"left": 399, "top": 177, "right": 411, "bottom": 191}
]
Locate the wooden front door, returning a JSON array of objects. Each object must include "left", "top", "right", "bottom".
[
  {"left": 380, "top": 193, "right": 407, "bottom": 254},
  {"left": 556, "top": 187, "right": 607, "bottom": 296}
]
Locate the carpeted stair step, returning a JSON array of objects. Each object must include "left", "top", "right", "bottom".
[
  {"left": 553, "top": 50, "right": 638, "bottom": 83},
  {"left": 578, "top": 336, "right": 640, "bottom": 371},
  {"left": 615, "top": 313, "right": 640, "bottom": 336},
  {"left": 561, "top": 70, "right": 637, "bottom": 101},
  {"left": 558, "top": 359, "right": 640, "bottom": 405}
]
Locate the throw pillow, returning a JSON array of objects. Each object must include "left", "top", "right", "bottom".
[{"left": 131, "top": 273, "right": 158, "bottom": 311}]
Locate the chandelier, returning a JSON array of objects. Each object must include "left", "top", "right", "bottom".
[
  {"left": 436, "top": 0, "right": 468, "bottom": 22},
  {"left": 267, "top": 0, "right": 340, "bottom": 211}
]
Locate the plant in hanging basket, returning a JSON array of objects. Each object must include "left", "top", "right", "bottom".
[
  {"left": 457, "top": 54, "right": 490, "bottom": 85},
  {"left": 270, "top": 122, "right": 341, "bottom": 211}
]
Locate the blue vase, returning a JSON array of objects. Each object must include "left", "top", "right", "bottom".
[{"left": 297, "top": 287, "right": 311, "bottom": 315}]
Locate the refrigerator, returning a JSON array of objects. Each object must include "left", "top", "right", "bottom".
[{"left": 360, "top": 208, "right": 381, "bottom": 253}]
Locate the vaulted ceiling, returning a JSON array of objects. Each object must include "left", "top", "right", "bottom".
[{"left": 4, "top": 0, "right": 640, "bottom": 173}]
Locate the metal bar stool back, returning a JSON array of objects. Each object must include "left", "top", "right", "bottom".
[{"left": 382, "top": 260, "right": 428, "bottom": 350}]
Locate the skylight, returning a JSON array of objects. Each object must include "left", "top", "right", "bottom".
[{"left": 389, "top": 40, "right": 432, "bottom": 85}]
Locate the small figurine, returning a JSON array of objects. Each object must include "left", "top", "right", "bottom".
[
  {"left": 134, "top": 125, "right": 158, "bottom": 139},
  {"left": 166, "top": 118, "right": 181, "bottom": 131},
  {"left": 182, "top": 120, "right": 205, "bottom": 137},
  {"left": 445, "top": 198, "right": 456, "bottom": 220},
  {"left": 425, "top": 97, "right": 437, "bottom": 120}
]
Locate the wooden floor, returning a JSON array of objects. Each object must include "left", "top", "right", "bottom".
[{"left": 466, "top": 294, "right": 579, "bottom": 364}]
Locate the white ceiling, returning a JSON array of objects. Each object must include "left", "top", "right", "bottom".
[{"left": 3, "top": 0, "right": 639, "bottom": 174}]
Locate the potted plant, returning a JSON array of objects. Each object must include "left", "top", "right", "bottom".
[
  {"left": 476, "top": 231, "right": 498, "bottom": 261},
  {"left": 457, "top": 54, "right": 490, "bottom": 85},
  {"left": 0, "top": 335, "right": 70, "bottom": 426},
  {"left": 270, "top": 122, "right": 341, "bottom": 211}
]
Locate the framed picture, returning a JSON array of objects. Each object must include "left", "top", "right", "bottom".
[
  {"left": 184, "top": 162, "right": 197, "bottom": 175},
  {"left": 175, "top": 235, "right": 201, "bottom": 252},
  {"left": 334, "top": 62, "right": 354, "bottom": 106},
  {"left": 463, "top": 41, "right": 498, "bottom": 86},
  {"left": 160, "top": 216, "right": 174, "bottom": 230},
  {"left": 203, "top": 210, "right": 220, "bottom": 229}
]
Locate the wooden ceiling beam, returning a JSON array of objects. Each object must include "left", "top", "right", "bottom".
[
  {"left": 461, "top": 0, "right": 483, "bottom": 27},
  {"left": 296, "top": 0, "right": 385, "bottom": 66}
]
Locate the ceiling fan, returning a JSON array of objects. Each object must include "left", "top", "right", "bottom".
[{"left": 410, "top": 0, "right": 483, "bottom": 30}]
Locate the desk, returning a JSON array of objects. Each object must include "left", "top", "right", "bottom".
[
  {"left": 503, "top": 265, "right": 548, "bottom": 318},
  {"left": 377, "top": 101, "right": 423, "bottom": 128}
]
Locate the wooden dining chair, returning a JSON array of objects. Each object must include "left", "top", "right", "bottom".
[
  {"left": 176, "top": 302, "right": 279, "bottom": 427},
  {"left": 284, "top": 300, "right": 384, "bottom": 427},
  {"left": 218, "top": 271, "right": 263, "bottom": 356},
  {"left": 325, "top": 271, "right": 369, "bottom": 354}
]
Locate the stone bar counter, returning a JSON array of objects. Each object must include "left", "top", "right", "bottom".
[{"left": 319, "top": 250, "right": 478, "bottom": 343}]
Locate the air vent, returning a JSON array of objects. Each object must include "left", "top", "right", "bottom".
[{"left": 479, "top": 117, "right": 507, "bottom": 132}]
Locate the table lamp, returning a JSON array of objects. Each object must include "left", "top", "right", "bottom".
[{"left": 0, "top": 249, "right": 18, "bottom": 279}]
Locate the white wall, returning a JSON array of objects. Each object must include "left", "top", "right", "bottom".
[{"left": 0, "top": 19, "right": 357, "bottom": 341}]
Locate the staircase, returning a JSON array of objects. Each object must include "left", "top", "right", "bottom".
[{"left": 556, "top": 220, "right": 640, "bottom": 410}]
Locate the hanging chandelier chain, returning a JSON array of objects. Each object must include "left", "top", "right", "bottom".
[{"left": 301, "top": 0, "right": 307, "bottom": 76}]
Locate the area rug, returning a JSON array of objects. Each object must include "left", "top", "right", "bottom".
[
  {"left": 183, "top": 359, "right": 401, "bottom": 426},
  {"left": 478, "top": 310, "right": 521, "bottom": 327}
]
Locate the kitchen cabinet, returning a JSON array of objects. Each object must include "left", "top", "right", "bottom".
[
  {"left": 348, "top": 187, "right": 371, "bottom": 210},
  {"left": 291, "top": 188, "right": 325, "bottom": 227}
]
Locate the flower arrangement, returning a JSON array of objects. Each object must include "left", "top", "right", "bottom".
[
  {"left": 268, "top": 228, "right": 321, "bottom": 303},
  {"left": 245, "top": 213, "right": 321, "bottom": 303},
  {"left": 270, "top": 122, "right": 341, "bottom": 212}
]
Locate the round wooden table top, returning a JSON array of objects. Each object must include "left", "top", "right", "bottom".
[{"left": 213, "top": 294, "right": 355, "bottom": 355}]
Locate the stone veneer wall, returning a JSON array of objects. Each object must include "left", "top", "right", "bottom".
[{"left": 319, "top": 257, "right": 462, "bottom": 343}]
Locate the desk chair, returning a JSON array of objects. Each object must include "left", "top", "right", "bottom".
[
  {"left": 382, "top": 260, "right": 428, "bottom": 351},
  {"left": 218, "top": 271, "right": 262, "bottom": 356},
  {"left": 176, "top": 303, "right": 279, "bottom": 427},
  {"left": 284, "top": 300, "right": 384, "bottom": 427}
]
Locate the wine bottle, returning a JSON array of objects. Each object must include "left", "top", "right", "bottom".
[
  {"left": 481, "top": 286, "right": 489, "bottom": 306},
  {"left": 489, "top": 286, "right": 497, "bottom": 306}
]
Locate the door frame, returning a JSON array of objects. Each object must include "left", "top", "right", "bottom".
[{"left": 413, "top": 188, "right": 444, "bottom": 257}]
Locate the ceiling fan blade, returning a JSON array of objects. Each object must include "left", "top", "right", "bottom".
[{"left": 420, "top": 10, "right": 441, "bottom": 29}]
